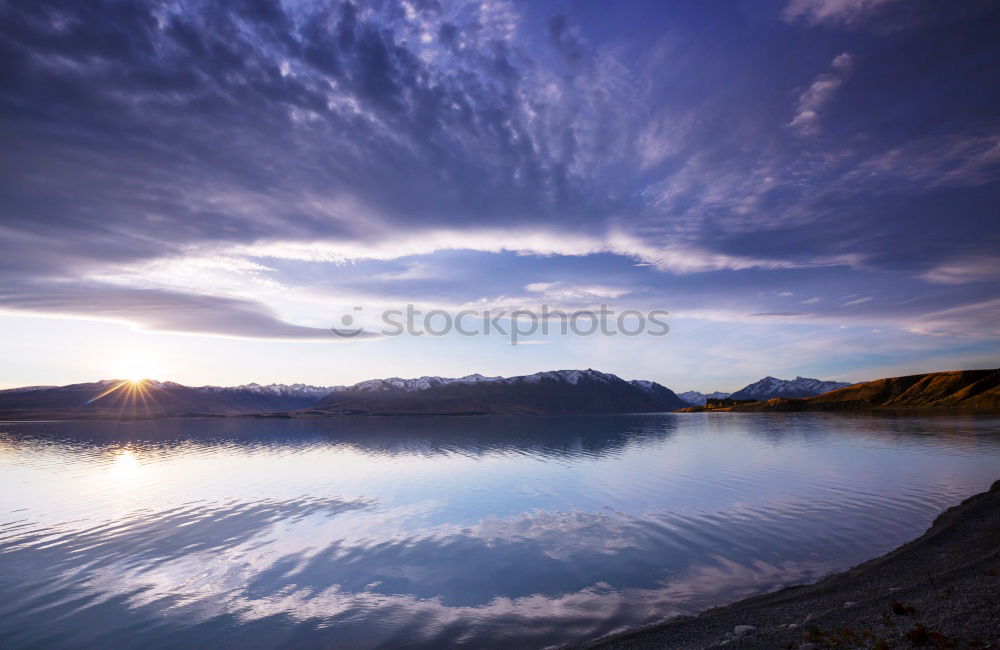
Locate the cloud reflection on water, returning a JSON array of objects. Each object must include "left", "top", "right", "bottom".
[{"left": 1, "top": 414, "right": 999, "bottom": 649}]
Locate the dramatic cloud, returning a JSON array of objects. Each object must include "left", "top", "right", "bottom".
[
  {"left": 228, "top": 229, "right": 857, "bottom": 273},
  {"left": 0, "top": 0, "right": 997, "bottom": 370}
]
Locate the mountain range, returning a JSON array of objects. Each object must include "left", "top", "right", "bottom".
[
  {"left": 0, "top": 380, "right": 339, "bottom": 419},
  {"left": 0, "top": 370, "right": 688, "bottom": 419},
  {"left": 677, "top": 390, "right": 733, "bottom": 406},
  {"left": 677, "top": 376, "right": 852, "bottom": 405},
  {"left": 728, "top": 376, "right": 854, "bottom": 400},
  {"left": 306, "top": 370, "right": 688, "bottom": 415},
  {"left": 2, "top": 369, "right": 990, "bottom": 420}
]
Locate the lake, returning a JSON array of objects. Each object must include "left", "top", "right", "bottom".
[{"left": 1, "top": 413, "right": 999, "bottom": 649}]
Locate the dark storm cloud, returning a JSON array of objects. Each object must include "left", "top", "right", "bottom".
[{"left": 0, "top": 0, "right": 997, "bottom": 339}]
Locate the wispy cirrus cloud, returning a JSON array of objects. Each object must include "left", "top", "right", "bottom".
[
  {"left": 0, "top": 283, "right": 362, "bottom": 341},
  {"left": 783, "top": 0, "right": 899, "bottom": 26},
  {"left": 920, "top": 256, "right": 1000, "bottom": 286},
  {"left": 227, "top": 229, "right": 862, "bottom": 274},
  {"left": 524, "top": 281, "right": 630, "bottom": 302},
  {"left": 788, "top": 53, "right": 853, "bottom": 136},
  {"left": 905, "top": 298, "right": 1000, "bottom": 338},
  {"left": 0, "top": 0, "right": 996, "bottom": 376},
  {"left": 844, "top": 131, "right": 1000, "bottom": 189}
]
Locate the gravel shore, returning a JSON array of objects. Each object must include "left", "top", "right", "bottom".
[{"left": 570, "top": 480, "right": 1000, "bottom": 649}]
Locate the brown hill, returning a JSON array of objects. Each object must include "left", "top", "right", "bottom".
[{"left": 725, "top": 369, "right": 999, "bottom": 412}]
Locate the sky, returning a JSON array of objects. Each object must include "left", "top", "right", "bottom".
[{"left": 0, "top": 0, "right": 998, "bottom": 393}]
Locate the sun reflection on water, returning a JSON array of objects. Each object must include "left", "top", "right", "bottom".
[{"left": 108, "top": 447, "right": 143, "bottom": 482}]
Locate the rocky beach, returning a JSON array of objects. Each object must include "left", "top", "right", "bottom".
[{"left": 573, "top": 480, "right": 1000, "bottom": 649}]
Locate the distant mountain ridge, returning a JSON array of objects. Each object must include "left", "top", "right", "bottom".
[
  {"left": 3, "top": 370, "right": 989, "bottom": 419},
  {"left": 310, "top": 370, "right": 689, "bottom": 415},
  {"left": 0, "top": 380, "right": 339, "bottom": 419},
  {"left": 198, "top": 382, "right": 343, "bottom": 397},
  {"left": 728, "top": 376, "right": 853, "bottom": 401},
  {"left": 0, "top": 370, "right": 688, "bottom": 419},
  {"left": 350, "top": 373, "right": 512, "bottom": 393},
  {"left": 0, "top": 380, "right": 341, "bottom": 398},
  {"left": 676, "top": 376, "right": 850, "bottom": 405},
  {"left": 677, "top": 390, "right": 732, "bottom": 406}
]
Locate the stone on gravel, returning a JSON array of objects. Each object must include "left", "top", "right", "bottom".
[{"left": 733, "top": 625, "right": 756, "bottom": 636}]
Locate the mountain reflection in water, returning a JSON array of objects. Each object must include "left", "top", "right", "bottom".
[{"left": 1, "top": 413, "right": 999, "bottom": 649}]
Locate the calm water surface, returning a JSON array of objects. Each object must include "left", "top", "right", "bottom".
[{"left": 1, "top": 413, "right": 999, "bottom": 649}]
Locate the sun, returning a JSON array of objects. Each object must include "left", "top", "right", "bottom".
[
  {"left": 110, "top": 352, "right": 164, "bottom": 383},
  {"left": 117, "top": 366, "right": 150, "bottom": 383}
]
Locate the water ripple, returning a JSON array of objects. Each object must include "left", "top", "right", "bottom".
[{"left": 1, "top": 413, "right": 999, "bottom": 649}]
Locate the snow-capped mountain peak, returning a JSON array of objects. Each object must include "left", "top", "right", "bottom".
[
  {"left": 729, "top": 376, "right": 853, "bottom": 400},
  {"left": 677, "top": 390, "right": 732, "bottom": 406},
  {"left": 344, "top": 369, "right": 619, "bottom": 393},
  {"left": 314, "top": 369, "right": 689, "bottom": 414},
  {"left": 235, "top": 383, "right": 345, "bottom": 397},
  {"left": 349, "top": 374, "right": 501, "bottom": 393},
  {"left": 195, "top": 382, "right": 343, "bottom": 397},
  {"left": 0, "top": 385, "right": 58, "bottom": 393},
  {"left": 521, "top": 369, "right": 617, "bottom": 385}
]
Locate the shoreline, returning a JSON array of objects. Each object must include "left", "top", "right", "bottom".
[{"left": 569, "top": 480, "right": 1000, "bottom": 649}]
